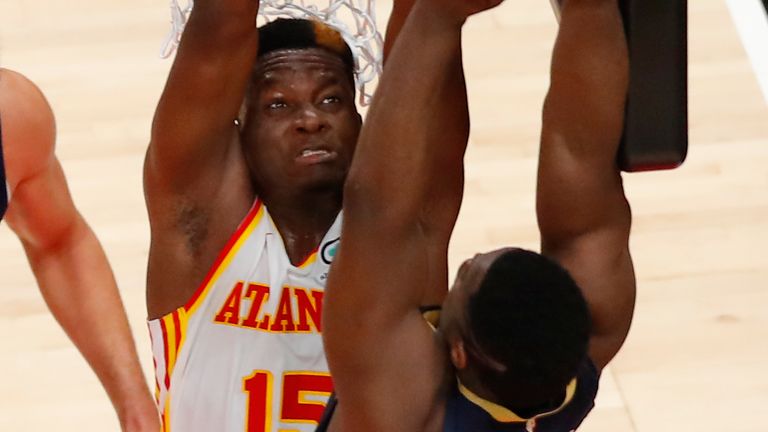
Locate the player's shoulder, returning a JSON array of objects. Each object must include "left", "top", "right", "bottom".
[
  {"left": 0, "top": 68, "right": 56, "bottom": 184},
  {"left": 0, "top": 69, "right": 53, "bottom": 115}
]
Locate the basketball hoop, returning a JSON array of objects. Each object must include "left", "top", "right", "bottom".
[{"left": 159, "top": 0, "right": 383, "bottom": 106}]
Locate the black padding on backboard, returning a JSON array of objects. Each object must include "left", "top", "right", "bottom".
[{"left": 618, "top": 0, "right": 689, "bottom": 172}]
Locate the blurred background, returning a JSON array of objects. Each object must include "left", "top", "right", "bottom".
[{"left": 0, "top": 0, "right": 766, "bottom": 430}]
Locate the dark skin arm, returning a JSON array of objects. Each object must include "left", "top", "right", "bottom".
[
  {"left": 384, "top": 0, "right": 417, "bottom": 60},
  {"left": 144, "top": 0, "right": 259, "bottom": 318},
  {"left": 323, "top": 0, "right": 501, "bottom": 430},
  {"left": 537, "top": 0, "right": 635, "bottom": 370},
  {"left": 1, "top": 69, "right": 159, "bottom": 432}
]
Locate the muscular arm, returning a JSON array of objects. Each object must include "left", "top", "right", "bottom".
[
  {"left": 536, "top": 0, "right": 635, "bottom": 370},
  {"left": 147, "top": 0, "right": 258, "bottom": 194},
  {"left": 144, "top": 0, "right": 259, "bottom": 317},
  {"left": 1, "top": 70, "right": 158, "bottom": 432},
  {"left": 324, "top": 1, "right": 496, "bottom": 429},
  {"left": 384, "top": 0, "right": 417, "bottom": 60}
]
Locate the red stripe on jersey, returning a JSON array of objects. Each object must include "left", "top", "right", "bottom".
[
  {"left": 172, "top": 311, "right": 182, "bottom": 355},
  {"left": 160, "top": 318, "right": 171, "bottom": 390},
  {"left": 184, "top": 199, "right": 264, "bottom": 311}
]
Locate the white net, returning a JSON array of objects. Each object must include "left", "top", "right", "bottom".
[{"left": 160, "top": 0, "right": 384, "bottom": 106}]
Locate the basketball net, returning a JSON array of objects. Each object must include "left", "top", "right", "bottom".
[{"left": 160, "top": 0, "right": 383, "bottom": 106}]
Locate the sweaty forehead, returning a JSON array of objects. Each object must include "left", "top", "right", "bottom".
[{"left": 253, "top": 48, "right": 351, "bottom": 85}]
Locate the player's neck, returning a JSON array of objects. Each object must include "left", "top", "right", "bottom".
[{"left": 262, "top": 188, "right": 342, "bottom": 265}]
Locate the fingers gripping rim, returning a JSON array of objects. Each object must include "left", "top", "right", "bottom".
[{"left": 160, "top": 0, "right": 384, "bottom": 106}]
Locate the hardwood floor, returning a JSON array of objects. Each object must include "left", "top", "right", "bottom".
[{"left": 0, "top": 0, "right": 765, "bottom": 430}]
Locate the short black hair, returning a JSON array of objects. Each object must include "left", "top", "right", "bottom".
[
  {"left": 466, "top": 249, "right": 591, "bottom": 412},
  {"left": 257, "top": 18, "right": 355, "bottom": 83}
]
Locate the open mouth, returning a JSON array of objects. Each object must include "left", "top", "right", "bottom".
[
  {"left": 301, "top": 149, "right": 330, "bottom": 158},
  {"left": 296, "top": 147, "right": 336, "bottom": 164}
]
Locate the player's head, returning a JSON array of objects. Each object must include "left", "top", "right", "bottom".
[
  {"left": 240, "top": 19, "right": 361, "bottom": 196},
  {"left": 440, "top": 248, "right": 591, "bottom": 413}
]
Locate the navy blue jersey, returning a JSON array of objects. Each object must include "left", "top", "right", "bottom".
[
  {"left": 444, "top": 358, "right": 599, "bottom": 432},
  {"left": 315, "top": 308, "right": 599, "bottom": 432},
  {"left": 316, "top": 360, "right": 598, "bottom": 432},
  {"left": 0, "top": 118, "right": 7, "bottom": 221}
]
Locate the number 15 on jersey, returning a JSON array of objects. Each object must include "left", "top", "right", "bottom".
[{"left": 244, "top": 371, "right": 333, "bottom": 432}]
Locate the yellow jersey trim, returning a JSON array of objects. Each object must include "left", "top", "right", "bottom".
[
  {"left": 185, "top": 200, "right": 265, "bottom": 317},
  {"left": 457, "top": 377, "right": 577, "bottom": 423}
]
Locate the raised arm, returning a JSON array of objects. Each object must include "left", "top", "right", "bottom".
[
  {"left": 145, "top": 0, "right": 259, "bottom": 205},
  {"left": 536, "top": 0, "right": 635, "bottom": 370},
  {"left": 327, "top": 0, "right": 474, "bottom": 332},
  {"left": 383, "top": 0, "right": 417, "bottom": 60},
  {"left": 324, "top": 0, "right": 500, "bottom": 429},
  {"left": 144, "top": 0, "right": 261, "bottom": 318},
  {"left": 1, "top": 70, "right": 158, "bottom": 432}
]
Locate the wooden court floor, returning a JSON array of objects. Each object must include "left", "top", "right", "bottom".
[{"left": 1, "top": 0, "right": 766, "bottom": 430}]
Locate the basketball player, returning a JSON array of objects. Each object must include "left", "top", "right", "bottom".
[
  {"left": 0, "top": 68, "right": 159, "bottom": 431},
  {"left": 144, "top": 0, "right": 416, "bottom": 429},
  {"left": 320, "top": 0, "right": 635, "bottom": 430}
]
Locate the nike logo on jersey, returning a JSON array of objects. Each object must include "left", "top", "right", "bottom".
[{"left": 213, "top": 282, "right": 323, "bottom": 333}]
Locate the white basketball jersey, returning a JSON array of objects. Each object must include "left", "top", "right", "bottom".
[{"left": 148, "top": 199, "right": 342, "bottom": 432}]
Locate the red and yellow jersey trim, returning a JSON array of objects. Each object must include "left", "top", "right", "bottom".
[
  {"left": 157, "top": 308, "right": 189, "bottom": 431},
  {"left": 155, "top": 198, "right": 264, "bottom": 378},
  {"left": 150, "top": 199, "right": 266, "bottom": 431},
  {"left": 159, "top": 310, "right": 187, "bottom": 389},
  {"left": 185, "top": 199, "right": 265, "bottom": 314},
  {"left": 296, "top": 249, "right": 319, "bottom": 269}
]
